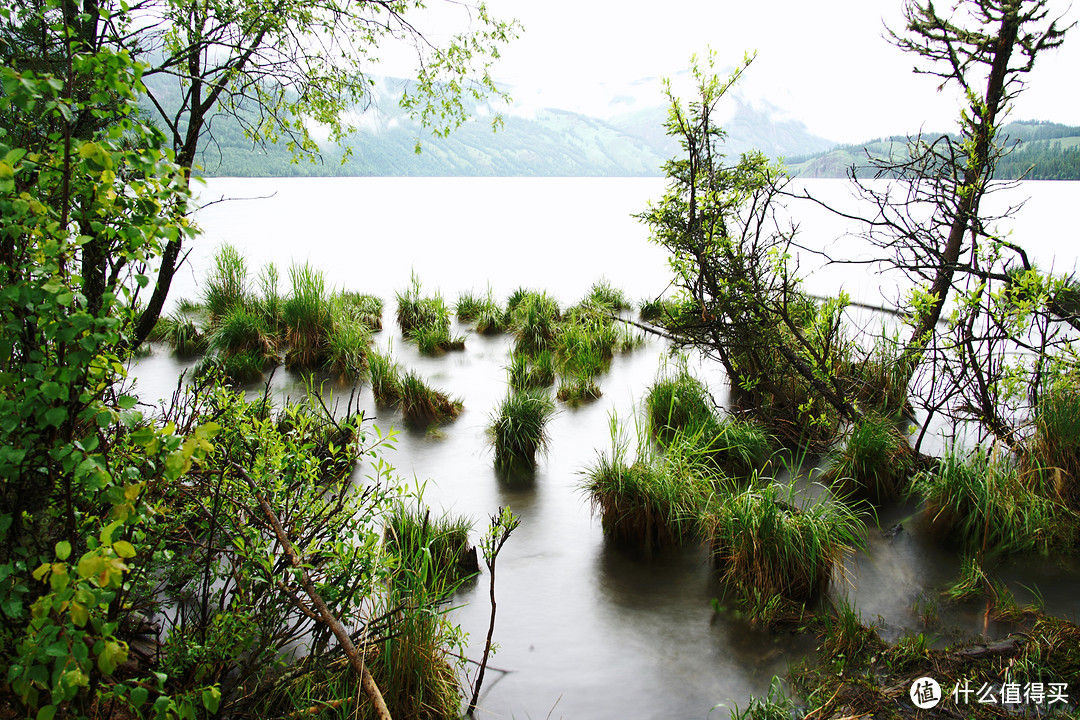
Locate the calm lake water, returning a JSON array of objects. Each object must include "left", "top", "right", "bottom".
[{"left": 132, "top": 177, "right": 1080, "bottom": 719}]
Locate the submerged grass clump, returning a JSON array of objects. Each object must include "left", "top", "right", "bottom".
[
  {"left": 399, "top": 371, "right": 462, "bottom": 427},
  {"left": 701, "top": 482, "right": 865, "bottom": 609},
  {"left": 506, "top": 349, "right": 555, "bottom": 391},
  {"left": 583, "top": 278, "right": 630, "bottom": 312},
  {"left": 1027, "top": 374, "right": 1080, "bottom": 509},
  {"left": 646, "top": 364, "right": 772, "bottom": 478},
  {"left": 396, "top": 275, "right": 464, "bottom": 355},
  {"left": 582, "top": 416, "right": 714, "bottom": 548},
  {"left": 489, "top": 388, "right": 556, "bottom": 469},
  {"left": 334, "top": 290, "right": 384, "bottom": 331},
  {"left": 203, "top": 242, "right": 248, "bottom": 321},
  {"left": 325, "top": 316, "right": 371, "bottom": 382},
  {"left": 910, "top": 446, "right": 1079, "bottom": 555},
  {"left": 646, "top": 366, "right": 716, "bottom": 443},
  {"left": 510, "top": 291, "right": 560, "bottom": 354},
  {"left": 150, "top": 311, "right": 208, "bottom": 356},
  {"left": 283, "top": 262, "right": 332, "bottom": 369},
  {"left": 822, "top": 416, "right": 914, "bottom": 503},
  {"left": 368, "top": 349, "right": 403, "bottom": 406}
]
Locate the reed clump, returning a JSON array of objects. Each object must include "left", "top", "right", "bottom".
[
  {"left": 700, "top": 482, "right": 865, "bottom": 610},
  {"left": 910, "top": 446, "right": 1079, "bottom": 556},
  {"left": 488, "top": 388, "right": 556, "bottom": 468},
  {"left": 646, "top": 365, "right": 772, "bottom": 478},
  {"left": 399, "top": 371, "right": 462, "bottom": 427},
  {"left": 203, "top": 242, "right": 248, "bottom": 321},
  {"left": 508, "top": 290, "right": 561, "bottom": 354},
  {"left": 283, "top": 262, "right": 333, "bottom": 369},
  {"left": 582, "top": 416, "right": 716, "bottom": 548},
  {"left": 1026, "top": 374, "right": 1080, "bottom": 509},
  {"left": 149, "top": 311, "right": 208, "bottom": 356},
  {"left": 384, "top": 504, "right": 478, "bottom": 588},
  {"left": 396, "top": 275, "right": 464, "bottom": 355},
  {"left": 506, "top": 348, "right": 555, "bottom": 391},
  {"left": 368, "top": 349, "right": 403, "bottom": 406},
  {"left": 822, "top": 415, "right": 914, "bottom": 503}
]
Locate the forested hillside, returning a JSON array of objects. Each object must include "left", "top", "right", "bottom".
[{"left": 787, "top": 121, "right": 1080, "bottom": 180}]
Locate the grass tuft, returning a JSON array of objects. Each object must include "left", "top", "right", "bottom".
[
  {"left": 488, "top": 388, "right": 556, "bottom": 469},
  {"left": 701, "top": 482, "right": 865, "bottom": 607},
  {"left": 822, "top": 416, "right": 913, "bottom": 503}
]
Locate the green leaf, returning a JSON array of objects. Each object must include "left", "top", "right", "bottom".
[
  {"left": 36, "top": 705, "right": 57, "bottom": 720},
  {"left": 201, "top": 685, "right": 221, "bottom": 713},
  {"left": 55, "top": 541, "right": 71, "bottom": 561},
  {"left": 129, "top": 685, "right": 148, "bottom": 708},
  {"left": 113, "top": 541, "right": 135, "bottom": 559}
]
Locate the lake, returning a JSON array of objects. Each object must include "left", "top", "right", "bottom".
[{"left": 132, "top": 176, "right": 1080, "bottom": 719}]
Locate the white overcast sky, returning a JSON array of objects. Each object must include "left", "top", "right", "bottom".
[{"left": 451, "top": 0, "right": 1080, "bottom": 143}]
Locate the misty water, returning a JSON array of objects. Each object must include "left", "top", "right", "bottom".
[{"left": 131, "top": 177, "right": 1080, "bottom": 719}]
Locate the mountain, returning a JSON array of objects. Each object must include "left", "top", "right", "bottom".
[
  {"left": 786, "top": 121, "right": 1080, "bottom": 180},
  {"left": 162, "top": 78, "right": 838, "bottom": 178}
]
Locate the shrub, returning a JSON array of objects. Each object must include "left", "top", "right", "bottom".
[{"left": 489, "top": 389, "right": 557, "bottom": 468}]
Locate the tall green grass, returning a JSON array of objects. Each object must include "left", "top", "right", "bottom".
[
  {"left": 333, "top": 291, "right": 383, "bottom": 331},
  {"left": 822, "top": 416, "right": 913, "bottom": 503},
  {"left": 701, "top": 481, "right": 865, "bottom": 607},
  {"left": 489, "top": 388, "right": 556, "bottom": 468},
  {"left": 399, "top": 371, "right": 462, "bottom": 426},
  {"left": 582, "top": 278, "right": 630, "bottom": 312},
  {"left": 1028, "top": 375, "right": 1080, "bottom": 509},
  {"left": 326, "top": 317, "right": 371, "bottom": 382},
  {"left": 646, "top": 367, "right": 716, "bottom": 443},
  {"left": 203, "top": 243, "right": 248, "bottom": 321},
  {"left": 150, "top": 312, "right": 208, "bottom": 356},
  {"left": 582, "top": 415, "right": 713, "bottom": 547},
  {"left": 395, "top": 275, "right": 463, "bottom": 355},
  {"left": 368, "top": 349, "right": 403, "bottom": 406},
  {"left": 510, "top": 291, "right": 560, "bottom": 354},
  {"left": 384, "top": 504, "right": 478, "bottom": 588},
  {"left": 283, "top": 262, "right": 332, "bottom": 369},
  {"left": 506, "top": 349, "right": 555, "bottom": 391},
  {"left": 910, "top": 446, "right": 1079, "bottom": 555}
]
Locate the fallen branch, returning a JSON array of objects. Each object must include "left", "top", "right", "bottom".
[{"left": 233, "top": 463, "right": 393, "bottom": 720}]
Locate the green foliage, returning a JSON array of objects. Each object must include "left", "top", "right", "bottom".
[
  {"left": 283, "top": 262, "right": 333, "bottom": 369},
  {"left": 722, "top": 677, "right": 798, "bottom": 720},
  {"left": 582, "top": 414, "right": 715, "bottom": 548},
  {"left": 637, "top": 51, "right": 857, "bottom": 448},
  {"left": 399, "top": 371, "right": 462, "bottom": 427},
  {"left": 489, "top": 388, "right": 557, "bottom": 468},
  {"left": 396, "top": 274, "right": 464, "bottom": 355},
  {"left": 384, "top": 503, "right": 478, "bottom": 589}
]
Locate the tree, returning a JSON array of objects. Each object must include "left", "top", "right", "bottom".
[
  {"left": 2, "top": 0, "right": 519, "bottom": 346},
  {"left": 862, "top": 0, "right": 1070, "bottom": 372},
  {"left": 828, "top": 0, "right": 1075, "bottom": 452},
  {"left": 638, "top": 52, "right": 863, "bottom": 447}
]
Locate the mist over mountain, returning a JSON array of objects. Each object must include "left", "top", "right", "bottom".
[{"left": 170, "top": 76, "right": 837, "bottom": 177}]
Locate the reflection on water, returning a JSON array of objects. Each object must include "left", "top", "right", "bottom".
[{"left": 128, "top": 177, "right": 1080, "bottom": 719}]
